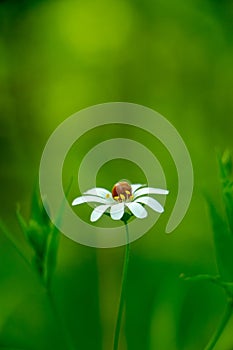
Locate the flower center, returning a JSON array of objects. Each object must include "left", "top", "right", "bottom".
[{"left": 112, "top": 181, "right": 133, "bottom": 202}]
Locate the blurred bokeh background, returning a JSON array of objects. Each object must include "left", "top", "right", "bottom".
[{"left": 1, "top": 0, "right": 233, "bottom": 349}]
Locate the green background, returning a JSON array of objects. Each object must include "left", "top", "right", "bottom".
[{"left": 0, "top": 0, "right": 233, "bottom": 349}]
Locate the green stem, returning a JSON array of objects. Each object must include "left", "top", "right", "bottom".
[
  {"left": 204, "top": 298, "right": 233, "bottom": 350},
  {"left": 113, "top": 222, "right": 130, "bottom": 350}
]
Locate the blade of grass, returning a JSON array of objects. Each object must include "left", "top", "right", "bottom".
[
  {"left": 31, "top": 184, "right": 48, "bottom": 224},
  {"left": 43, "top": 177, "right": 73, "bottom": 289},
  {"left": 0, "top": 218, "right": 30, "bottom": 269},
  {"left": 204, "top": 298, "right": 233, "bottom": 350},
  {"left": 218, "top": 150, "right": 233, "bottom": 235},
  {"left": 206, "top": 197, "right": 233, "bottom": 282}
]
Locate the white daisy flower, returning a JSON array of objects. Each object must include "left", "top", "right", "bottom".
[{"left": 72, "top": 181, "right": 169, "bottom": 222}]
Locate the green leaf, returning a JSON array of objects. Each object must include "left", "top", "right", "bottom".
[
  {"left": 179, "top": 273, "right": 220, "bottom": 283},
  {"left": 27, "top": 220, "right": 48, "bottom": 258},
  {"left": 43, "top": 178, "right": 73, "bottom": 289},
  {"left": 207, "top": 197, "right": 233, "bottom": 282},
  {"left": 0, "top": 217, "right": 30, "bottom": 268},
  {"left": 30, "top": 183, "right": 51, "bottom": 227},
  {"left": 44, "top": 226, "right": 60, "bottom": 288},
  {"left": 219, "top": 149, "right": 233, "bottom": 179},
  {"left": 218, "top": 150, "right": 233, "bottom": 235},
  {"left": 16, "top": 207, "right": 48, "bottom": 259},
  {"left": 179, "top": 273, "right": 233, "bottom": 295},
  {"left": 16, "top": 206, "right": 29, "bottom": 241},
  {"left": 31, "top": 254, "right": 44, "bottom": 278},
  {"left": 16, "top": 205, "right": 49, "bottom": 279}
]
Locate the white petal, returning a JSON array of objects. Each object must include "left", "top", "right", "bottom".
[
  {"left": 84, "top": 187, "right": 113, "bottom": 200},
  {"left": 135, "top": 196, "right": 164, "bottom": 213},
  {"left": 125, "top": 202, "right": 148, "bottom": 219},
  {"left": 72, "top": 195, "right": 108, "bottom": 206},
  {"left": 90, "top": 204, "right": 111, "bottom": 222},
  {"left": 131, "top": 184, "right": 145, "bottom": 194},
  {"left": 134, "top": 187, "right": 169, "bottom": 198},
  {"left": 110, "top": 203, "right": 125, "bottom": 220}
]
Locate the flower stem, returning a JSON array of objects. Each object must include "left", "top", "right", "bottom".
[
  {"left": 204, "top": 297, "right": 233, "bottom": 350},
  {"left": 113, "top": 221, "right": 130, "bottom": 350}
]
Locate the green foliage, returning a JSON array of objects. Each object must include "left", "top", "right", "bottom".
[
  {"left": 16, "top": 185, "right": 59, "bottom": 288},
  {"left": 182, "top": 150, "right": 233, "bottom": 350},
  {"left": 186, "top": 150, "right": 233, "bottom": 284},
  {"left": 44, "top": 222, "right": 60, "bottom": 289},
  {"left": 208, "top": 150, "right": 233, "bottom": 282},
  {"left": 206, "top": 197, "right": 233, "bottom": 283},
  {"left": 218, "top": 150, "right": 233, "bottom": 234}
]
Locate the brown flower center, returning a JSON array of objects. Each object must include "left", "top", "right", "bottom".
[{"left": 112, "top": 181, "right": 133, "bottom": 202}]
